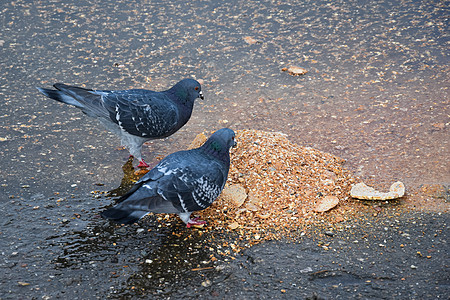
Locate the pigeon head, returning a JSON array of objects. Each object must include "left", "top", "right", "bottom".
[
  {"left": 200, "top": 128, "right": 236, "bottom": 163},
  {"left": 170, "top": 78, "right": 204, "bottom": 104}
]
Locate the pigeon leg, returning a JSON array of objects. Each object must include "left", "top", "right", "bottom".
[
  {"left": 129, "top": 155, "right": 149, "bottom": 168},
  {"left": 186, "top": 217, "right": 207, "bottom": 228},
  {"left": 137, "top": 160, "right": 150, "bottom": 168}
]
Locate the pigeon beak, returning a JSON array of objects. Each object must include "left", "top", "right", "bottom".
[
  {"left": 232, "top": 140, "right": 237, "bottom": 148},
  {"left": 199, "top": 91, "right": 204, "bottom": 100}
]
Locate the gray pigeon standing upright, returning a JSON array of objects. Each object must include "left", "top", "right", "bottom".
[
  {"left": 101, "top": 128, "right": 236, "bottom": 228},
  {"left": 36, "top": 78, "right": 204, "bottom": 167}
]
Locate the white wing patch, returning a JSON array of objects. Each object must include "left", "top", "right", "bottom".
[
  {"left": 157, "top": 166, "right": 178, "bottom": 176},
  {"left": 115, "top": 105, "right": 124, "bottom": 131},
  {"left": 192, "top": 176, "right": 221, "bottom": 208},
  {"left": 178, "top": 193, "right": 188, "bottom": 212}
]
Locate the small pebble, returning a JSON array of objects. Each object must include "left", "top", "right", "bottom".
[
  {"left": 282, "top": 66, "right": 308, "bottom": 76},
  {"left": 201, "top": 279, "right": 212, "bottom": 287}
]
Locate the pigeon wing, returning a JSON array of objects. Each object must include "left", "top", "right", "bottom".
[
  {"left": 102, "top": 90, "right": 179, "bottom": 138},
  {"left": 156, "top": 159, "right": 226, "bottom": 213}
]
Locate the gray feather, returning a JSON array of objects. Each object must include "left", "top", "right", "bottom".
[{"left": 101, "top": 128, "right": 236, "bottom": 225}]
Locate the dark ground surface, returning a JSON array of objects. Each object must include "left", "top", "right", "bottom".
[
  {"left": 1, "top": 196, "right": 448, "bottom": 299},
  {"left": 0, "top": 0, "right": 448, "bottom": 299}
]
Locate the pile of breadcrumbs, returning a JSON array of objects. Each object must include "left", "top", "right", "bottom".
[{"left": 184, "top": 129, "right": 364, "bottom": 245}]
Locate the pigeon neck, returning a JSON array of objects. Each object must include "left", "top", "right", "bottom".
[
  {"left": 166, "top": 88, "right": 195, "bottom": 123},
  {"left": 200, "top": 139, "right": 230, "bottom": 166},
  {"left": 167, "top": 86, "right": 193, "bottom": 106}
]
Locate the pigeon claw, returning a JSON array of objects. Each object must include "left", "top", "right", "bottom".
[
  {"left": 186, "top": 217, "right": 207, "bottom": 228},
  {"left": 137, "top": 160, "right": 150, "bottom": 168}
]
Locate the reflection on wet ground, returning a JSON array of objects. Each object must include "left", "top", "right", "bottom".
[
  {"left": 106, "top": 156, "right": 150, "bottom": 197},
  {"left": 0, "top": 0, "right": 448, "bottom": 298}
]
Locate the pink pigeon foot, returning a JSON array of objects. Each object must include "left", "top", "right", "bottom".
[
  {"left": 186, "top": 217, "right": 207, "bottom": 228},
  {"left": 137, "top": 160, "right": 150, "bottom": 168}
]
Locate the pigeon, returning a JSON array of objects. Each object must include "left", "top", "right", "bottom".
[
  {"left": 36, "top": 78, "right": 204, "bottom": 167},
  {"left": 101, "top": 128, "right": 236, "bottom": 228}
]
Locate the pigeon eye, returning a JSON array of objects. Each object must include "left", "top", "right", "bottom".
[{"left": 195, "top": 86, "right": 199, "bottom": 91}]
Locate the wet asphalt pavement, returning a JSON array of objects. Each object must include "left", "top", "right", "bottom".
[
  {"left": 0, "top": 0, "right": 449, "bottom": 299},
  {"left": 1, "top": 195, "right": 448, "bottom": 299}
]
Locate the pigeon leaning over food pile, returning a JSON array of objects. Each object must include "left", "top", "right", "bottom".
[
  {"left": 101, "top": 128, "right": 236, "bottom": 228},
  {"left": 36, "top": 78, "right": 204, "bottom": 167}
]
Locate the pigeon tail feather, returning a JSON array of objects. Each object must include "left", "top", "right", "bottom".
[
  {"left": 36, "top": 87, "right": 84, "bottom": 109},
  {"left": 101, "top": 207, "right": 148, "bottom": 224},
  {"left": 52, "top": 84, "right": 110, "bottom": 119}
]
